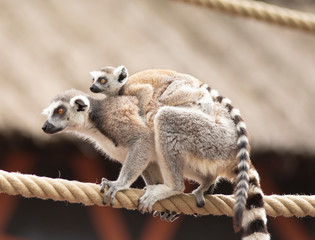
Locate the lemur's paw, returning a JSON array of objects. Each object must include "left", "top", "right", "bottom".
[
  {"left": 100, "top": 178, "right": 127, "bottom": 207},
  {"left": 138, "top": 186, "right": 159, "bottom": 213},
  {"left": 138, "top": 184, "right": 181, "bottom": 214},
  {"left": 192, "top": 184, "right": 214, "bottom": 208},
  {"left": 192, "top": 189, "right": 206, "bottom": 208},
  {"left": 153, "top": 211, "right": 181, "bottom": 222},
  {"left": 100, "top": 177, "right": 109, "bottom": 194}
]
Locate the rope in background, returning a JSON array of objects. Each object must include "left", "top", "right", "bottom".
[
  {"left": 174, "top": 0, "right": 315, "bottom": 33},
  {"left": 0, "top": 170, "right": 314, "bottom": 217}
]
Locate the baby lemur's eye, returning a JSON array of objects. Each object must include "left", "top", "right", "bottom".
[
  {"left": 58, "top": 108, "right": 63, "bottom": 115},
  {"left": 100, "top": 79, "right": 106, "bottom": 84}
]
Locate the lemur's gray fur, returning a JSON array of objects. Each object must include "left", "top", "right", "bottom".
[
  {"left": 89, "top": 66, "right": 213, "bottom": 115},
  {"left": 42, "top": 89, "right": 269, "bottom": 240},
  {"left": 42, "top": 89, "right": 163, "bottom": 188}
]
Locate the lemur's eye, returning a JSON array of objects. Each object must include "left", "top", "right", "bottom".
[
  {"left": 100, "top": 79, "right": 106, "bottom": 84},
  {"left": 91, "top": 78, "right": 94, "bottom": 83},
  {"left": 58, "top": 108, "right": 63, "bottom": 115}
]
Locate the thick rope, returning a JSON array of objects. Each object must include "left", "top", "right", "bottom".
[
  {"left": 0, "top": 170, "right": 314, "bottom": 217},
  {"left": 174, "top": 0, "right": 315, "bottom": 33}
]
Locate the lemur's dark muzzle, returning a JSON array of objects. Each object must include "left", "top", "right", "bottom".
[
  {"left": 90, "top": 84, "right": 102, "bottom": 93},
  {"left": 42, "top": 121, "right": 62, "bottom": 134}
]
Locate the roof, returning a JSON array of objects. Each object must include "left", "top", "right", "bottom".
[{"left": 0, "top": 0, "right": 315, "bottom": 153}]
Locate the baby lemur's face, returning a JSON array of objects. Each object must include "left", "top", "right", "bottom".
[{"left": 90, "top": 65, "right": 128, "bottom": 96}]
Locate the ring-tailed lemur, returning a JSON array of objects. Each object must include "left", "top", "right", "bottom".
[
  {"left": 42, "top": 89, "right": 163, "bottom": 189},
  {"left": 89, "top": 66, "right": 213, "bottom": 115},
  {"left": 42, "top": 89, "right": 269, "bottom": 240},
  {"left": 138, "top": 86, "right": 269, "bottom": 240},
  {"left": 89, "top": 66, "right": 270, "bottom": 239}
]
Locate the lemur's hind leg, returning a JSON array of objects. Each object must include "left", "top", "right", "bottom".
[
  {"left": 142, "top": 162, "right": 180, "bottom": 222},
  {"left": 138, "top": 152, "right": 185, "bottom": 213},
  {"left": 138, "top": 107, "right": 186, "bottom": 213},
  {"left": 192, "top": 176, "right": 216, "bottom": 208},
  {"left": 159, "top": 81, "right": 213, "bottom": 114}
]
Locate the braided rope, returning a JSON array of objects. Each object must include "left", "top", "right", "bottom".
[
  {"left": 0, "top": 170, "right": 314, "bottom": 217},
  {"left": 174, "top": 0, "right": 315, "bottom": 33}
]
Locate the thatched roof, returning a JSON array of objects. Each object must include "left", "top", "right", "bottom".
[{"left": 0, "top": 0, "right": 315, "bottom": 154}]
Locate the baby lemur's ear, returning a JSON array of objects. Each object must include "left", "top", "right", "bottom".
[
  {"left": 70, "top": 95, "right": 90, "bottom": 112},
  {"left": 114, "top": 66, "right": 128, "bottom": 83}
]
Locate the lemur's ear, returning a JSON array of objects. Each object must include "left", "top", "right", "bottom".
[
  {"left": 114, "top": 66, "right": 128, "bottom": 83},
  {"left": 70, "top": 95, "right": 90, "bottom": 112}
]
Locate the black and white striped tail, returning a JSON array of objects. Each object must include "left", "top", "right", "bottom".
[
  {"left": 242, "top": 169, "right": 270, "bottom": 240},
  {"left": 208, "top": 87, "right": 270, "bottom": 240}
]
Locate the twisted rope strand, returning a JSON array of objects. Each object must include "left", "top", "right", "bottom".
[
  {"left": 0, "top": 170, "right": 314, "bottom": 217},
  {"left": 174, "top": 0, "right": 315, "bottom": 33}
]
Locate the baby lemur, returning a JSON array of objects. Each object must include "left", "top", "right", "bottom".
[
  {"left": 42, "top": 89, "right": 269, "bottom": 240},
  {"left": 89, "top": 66, "right": 213, "bottom": 115}
]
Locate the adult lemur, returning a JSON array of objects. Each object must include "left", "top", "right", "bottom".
[{"left": 42, "top": 88, "right": 269, "bottom": 240}]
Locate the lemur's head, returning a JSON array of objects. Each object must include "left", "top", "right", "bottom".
[
  {"left": 90, "top": 65, "right": 128, "bottom": 96},
  {"left": 41, "top": 89, "right": 91, "bottom": 134}
]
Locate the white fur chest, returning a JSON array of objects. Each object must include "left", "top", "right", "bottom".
[{"left": 71, "top": 128, "right": 129, "bottom": 163}]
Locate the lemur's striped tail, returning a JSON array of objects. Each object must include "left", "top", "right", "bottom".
[
  {"left": 242, "top": 169, "right": 270, "bottom": 240},
  {"left": 208, "top": 87, "right": 270, "bottom": 240}
]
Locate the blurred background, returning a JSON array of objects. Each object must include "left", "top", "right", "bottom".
[{"left": 0, "top": 0, "right": 314, "bottom": 239}]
